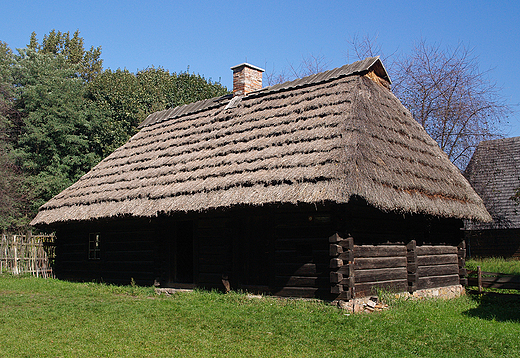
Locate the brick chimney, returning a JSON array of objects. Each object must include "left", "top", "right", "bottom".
[{"left": 231, "top": 63, "right": 264, "bottom": 96}]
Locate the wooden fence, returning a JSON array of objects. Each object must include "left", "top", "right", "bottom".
[
  {"left": 468, "top": 267, "right": 520, "bottom": 292},
  {"left": 0, "top": 233, "right": 55, "bottom": 278},
  {"left": 330, "top": 234, "right": 466, "bottom": 299}
]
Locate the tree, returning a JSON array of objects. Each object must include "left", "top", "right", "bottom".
[
  {"left": 0, "top": 30, "right": 229, "bottom": 226},
  {"left": 347, "top": 37, "right": 509, "bottom": 169},
  {"left": 390, "top": 41, "right": 508, "bottom": 169},
  {"left": 264, "top": 54, "right": 330, "bottom": 86},
  {"left": 0, "top": 42, "right": 29, "bottom": 231},
  {"left": 87, "top": 67, "right": 229, "bottom": 156},
  {"left": 28, "top": 30, "right": 103, "bottom": 82},
  {"left": 11, "top": 48, "right": 102, "bottom": 213}
]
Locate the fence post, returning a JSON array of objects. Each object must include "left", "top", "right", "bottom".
[{"left": 477, "top": 266, "right": 482, "bottom": 294}]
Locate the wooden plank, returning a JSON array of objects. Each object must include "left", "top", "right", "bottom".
[
  {"left": 354, "top": 245, "right": 406, "bottom": 258},
  {"left": 272, "top": 286, "right": 319, "bottom": 298},
  {"left": 330, "top": 271, "right": 343, "bottom": 283},
  {"left": 274, "top": 263, "right": 316, "bottom": 276},
  {"left": 354, "top": 267, "right": 407, "bottom": 283},
  {"left": 329, "top": 233, "right": 342, "bottom": 243},
  {"left": 334, "top": 290, "right": 352, "bottom": 301},
  {"left": 417, "top": 274, "right": 460, "bottom": 290},
  {"left": 336, "top": 264, "right": 352, "bottom": 276},
  {"left": 275, "top": 237, "right": 327, "bottom": 250},
  {"left": 330, "top": 244, "right": 343, "bottom": 256},
  {"left": 353, "top": 257, "right": 407, "bottom": 270},
  {"left": 417, "top": 254, "right": 458, "bottom": 266},
  {"left": 274, "top": 250, "right": 313, "bottom": 262},
  {"left": 338, "top": 251, "right": 354, "bottom": 262},
  {"left": 274, "top": 276, "right": 327, "bottom": 287},
  {"left": 417, "top": 264, "right": 459, "bottom": 277},
  {"left": 197, "top": 273, "right": 223, "bottom": 284},
  {"left": 330, "top": 258, "right": 343, "bottom": 268},
  {"left": 416, "top": 246, "right": 457, "bottom": 255},
  {"left": 354, "top": 279, "right": 408, "bottom": 297}
]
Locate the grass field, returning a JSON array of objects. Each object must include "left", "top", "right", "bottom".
[
  {"left": 0, "top": 276, "right": 519, "bottom": 357},
  {"left": 466, "top": 257, "right": 520, "bottom": 275}
]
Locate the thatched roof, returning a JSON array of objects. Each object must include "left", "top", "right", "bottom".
[
  {"left": 464, "top": 136, "right": 520, "bottom": 230},
  {"left": 31, "top": 57, "right": 491, "bottom": 227}
]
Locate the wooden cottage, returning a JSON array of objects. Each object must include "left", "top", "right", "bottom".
[
  {"left": 464, "top": 137, "right": 520, "bottom": 258},
  {"left": 31, "top": 57, "right": 491, "bottom": 299}
]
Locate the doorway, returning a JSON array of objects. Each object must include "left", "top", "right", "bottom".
[{"left": 167, "top": 221, "right": 194, "bottom": 284}]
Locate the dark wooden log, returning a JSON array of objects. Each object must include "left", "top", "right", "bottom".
[
  {"left": 354, "top": 245, "right": 406, "bottom": 258},
  {"left": 334, "top": 290, "right": 352, "bottom": 301},
  {"left": 272, "top": 286, "right": 319, "bottom": 298},
  {"left": 354, "top": 279, "right": 408, "bottom": 297},
  {"left": 417, "top": 274, "right": 460, "bottom": 290},
  {"left": 417, "top": 254, "right": 458, "bottom": 266},
  {"left": 329, "top": 233, "right": 342, "bottom": 243},
  {"left": 417, "top": 264, "right": 459, "bottom": 277},
  {"left": 338, "top": 237, "right": 354, "bottom": 250},
  {"left": 336, "top": 264, "right": 352, "bottom": 276},
  {"left": 330, "top": 244, "right": 343, "bottom": 256},
  {"left": 338, "top": 251, "right": 354, "bottom": 262},
  {"left": 354, "top": 267, "right": 407, "bottom": 283},
  {"left": 353, "top": 257, "right": 407, "bottom": 270},
  {"left": 330, "top": 258, "right": 343, "bottom": 269},
  {"left": 407, "top": 240, "right": 417, "bottom": 293},
  {"left": 416, "top": 246, "right": 457, "bottom": 255},
  {"left": 275, "top": 276, "right": 326, "bottom": 287},
  {"left": 330, "top": 271, "right": 343, "bottom": 283},
  {"left": 275, "top": 263, "right": 317, "bottom": 276},
  {"left": 331, "top": 283, "right": 344, "bottom": 294}
]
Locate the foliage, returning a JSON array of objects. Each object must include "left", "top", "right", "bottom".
[
  {"left": 0, "top": 30, "right": 229, "bottom": 229},
  {"left": 28, "top": 30, "right": 103, "bottom": 82},
  {"left": 0, "top": 276, "right": 518, "bottom": 357},
  {"left": 10, "top": 49, "right": 103, "bottom": 213},
  {"left": 87, "top": 67, "right": 228, "bottom": 156}
]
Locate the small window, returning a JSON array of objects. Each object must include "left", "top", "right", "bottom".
[{"left": 89, "top": 233, "right": 101, "bottom": 260}]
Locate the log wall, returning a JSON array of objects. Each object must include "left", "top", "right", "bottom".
[
  {"left": 55, "top": 220, "right": 156, "bottom": 286},
  {"left": 465, "top": 229, "right": 520, "bottom": 258},
  {"left": 330, "top": 234, "right": 465, "bottom": 298}
]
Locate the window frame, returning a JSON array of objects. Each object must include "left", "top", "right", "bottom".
[{"left": 88, "top": 232, "right": 101, "bottom": 260}]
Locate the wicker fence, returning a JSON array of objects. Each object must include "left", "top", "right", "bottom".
[{"left": 0, "top": 233, "right": 55, "bottom": 278}]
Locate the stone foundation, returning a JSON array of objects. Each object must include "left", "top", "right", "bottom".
[{"left": 334, "top": 285, "right": 465, "bottom": 313}]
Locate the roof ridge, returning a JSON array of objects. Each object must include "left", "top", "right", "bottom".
[{"left": 138, "top": 57, "right": 388, "bottom": 129}]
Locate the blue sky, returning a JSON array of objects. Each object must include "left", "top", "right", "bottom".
[{"left": 2, "top": 0, "right": 520, "bottom": 137}]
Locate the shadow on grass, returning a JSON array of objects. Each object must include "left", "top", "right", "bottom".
[{"left": 463, "top": 289, "right": 520, "bottom": 322}]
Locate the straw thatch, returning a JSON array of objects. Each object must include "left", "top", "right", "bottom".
[{"left": 31, "top": 57, "right": 491, "bottom": 227}]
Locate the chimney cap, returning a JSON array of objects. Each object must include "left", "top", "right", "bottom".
[{"left": 230, "top": 63, "right": 265, "bottom": 72}]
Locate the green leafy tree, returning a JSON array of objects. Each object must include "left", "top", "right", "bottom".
[
  {"left": 87, "top": 67, "right": 229, "bottom": 156},
  {"left": 28, "top": 30, "right": 103, "bottom": 82},
  {"left": 11, "top": 48, "right": 103, "bottom": 213},
  {"left": 0, "top": 42, "right": 29, "bottom": 231},
  {"left": 1, "top": 30, "right": 229, "bottom": 225}
]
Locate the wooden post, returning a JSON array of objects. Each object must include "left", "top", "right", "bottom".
[
  {"left": 477, "top": 266, "right": 482, "bottom": 294},
  {"left": 407, "top": 240, "right": 417, "bottom": 293},
  {"left": 329, "top": 233, "right": 354, "bottom": 300},
  {"left": 458, "top": 240, "right": 467, "bottom": 286}
]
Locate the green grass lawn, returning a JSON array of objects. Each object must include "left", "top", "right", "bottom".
[
  {"left": 0, "top": 276, "right": 519, "bottom": 358},
  {"left": 466, "top": 257, "right": 520, "bottom": 275}
]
